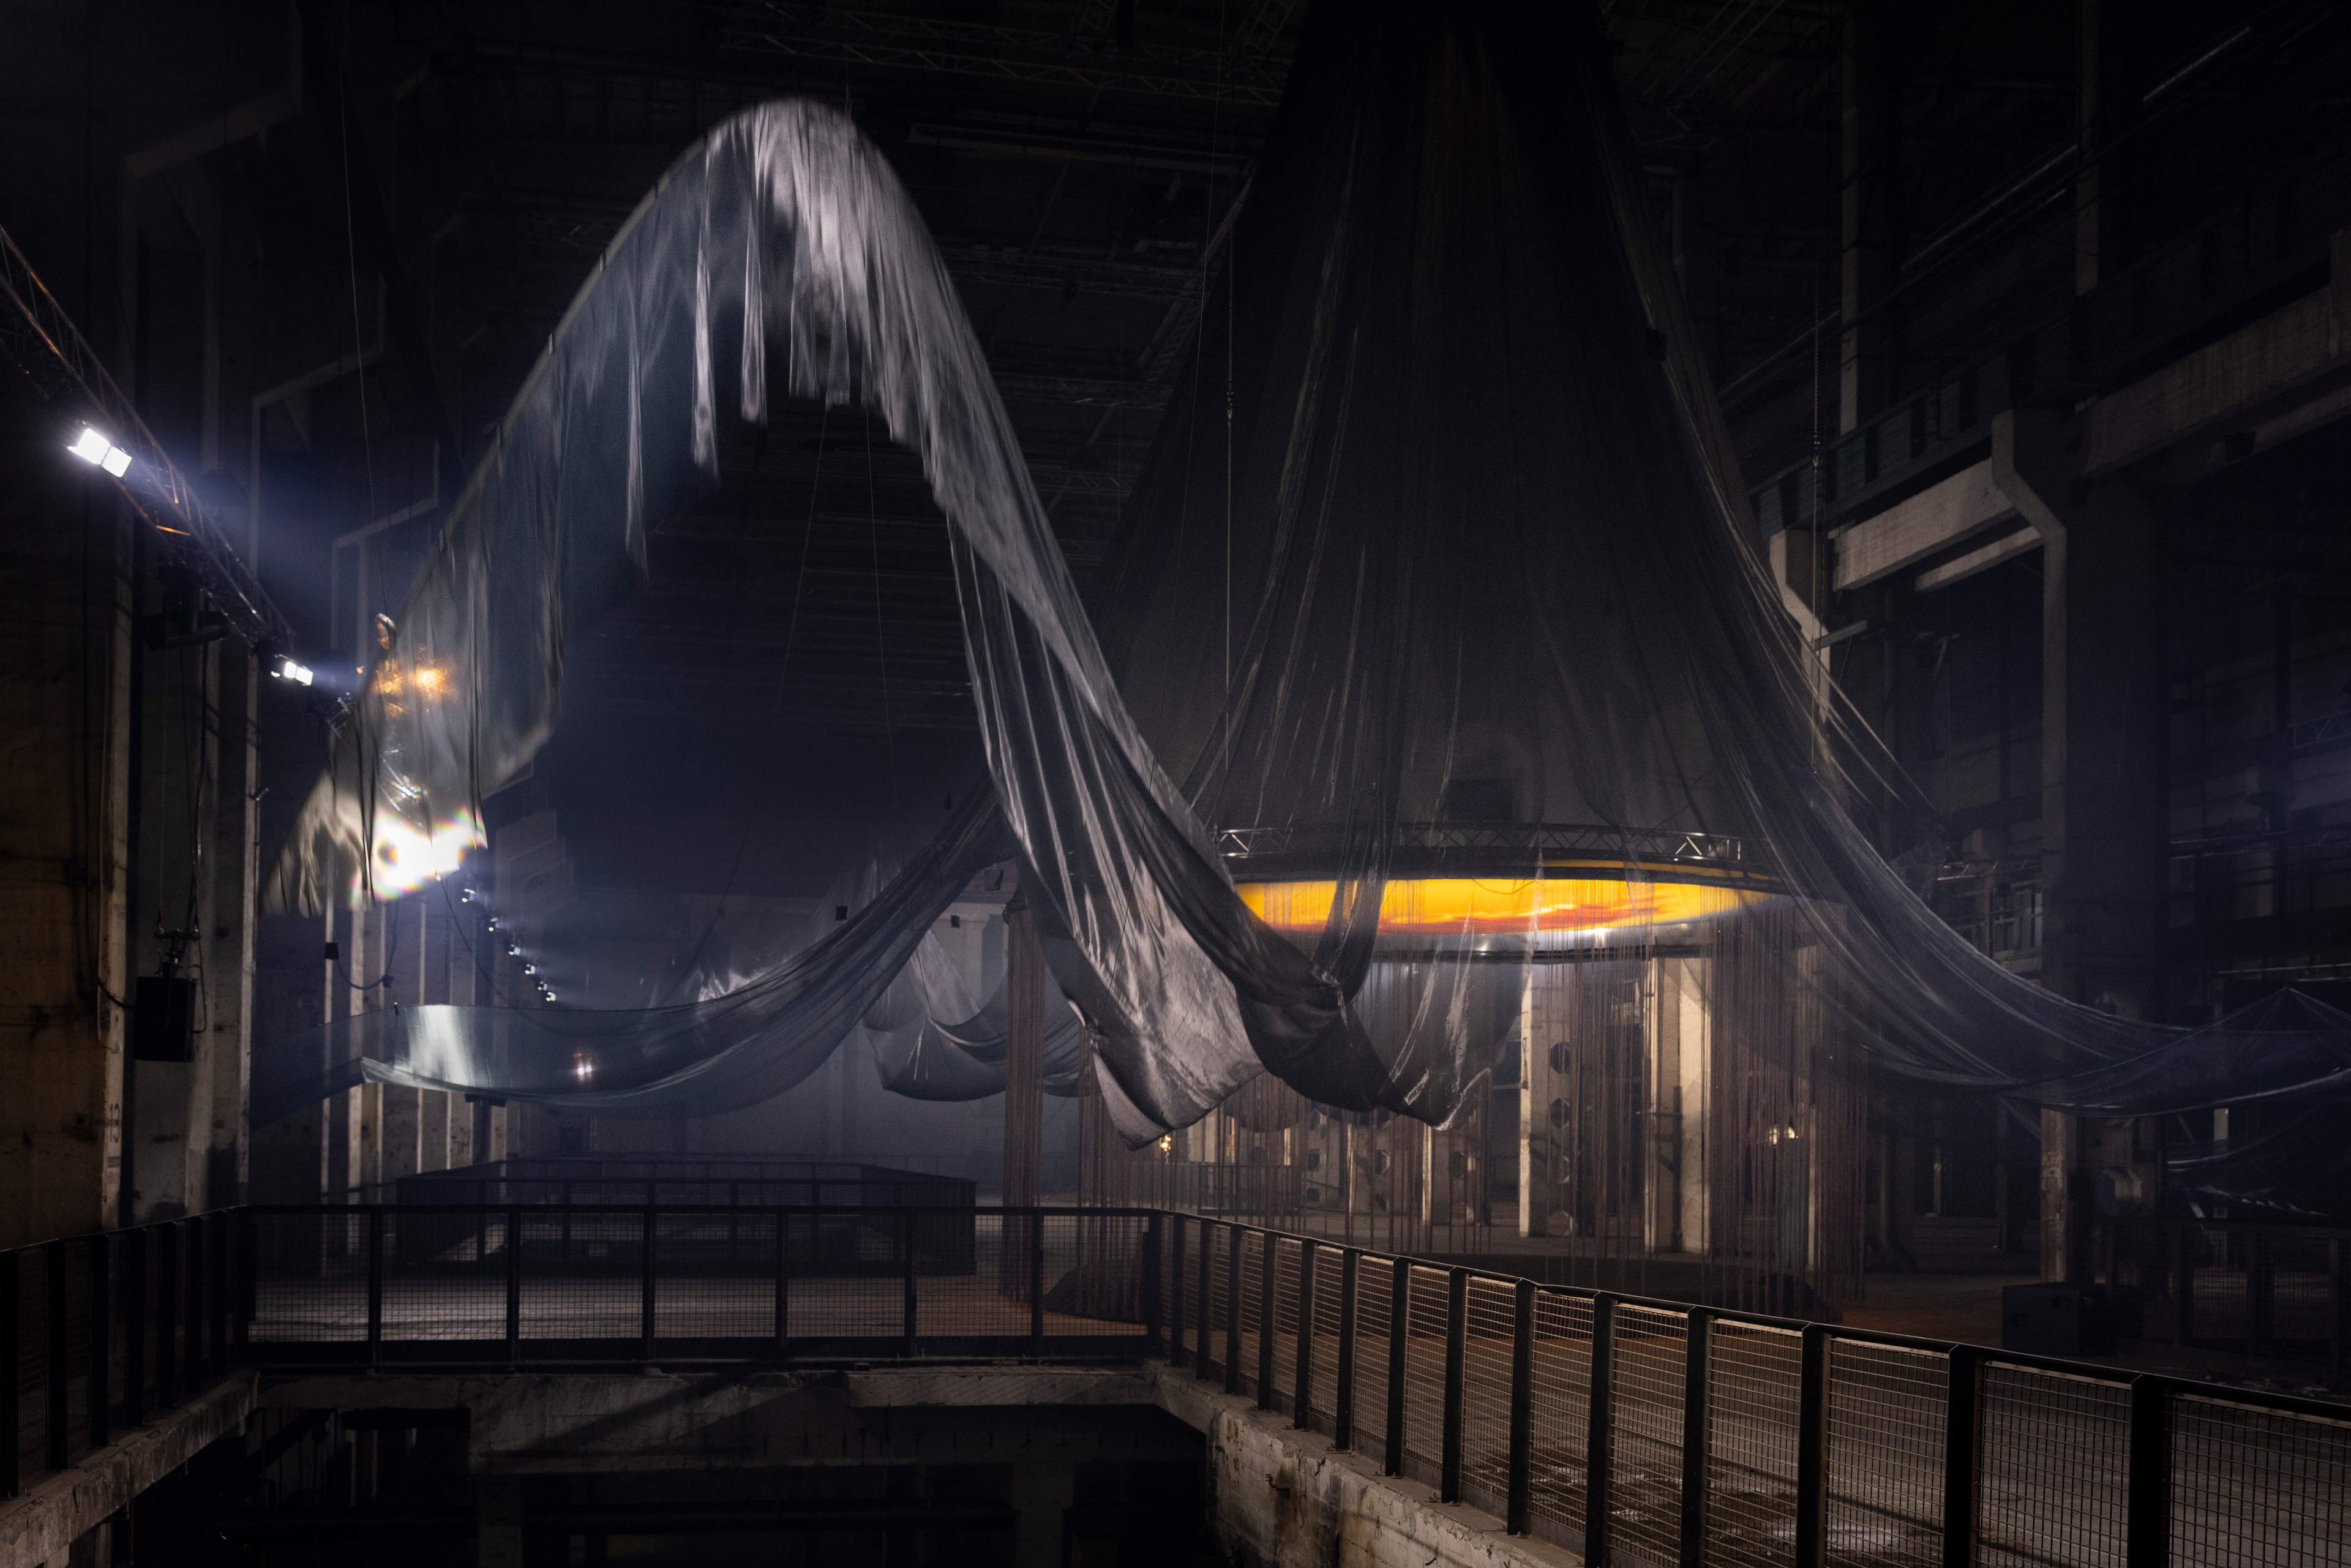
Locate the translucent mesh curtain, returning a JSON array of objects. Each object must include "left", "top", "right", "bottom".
[{"left": 257, "top": 2, "right": 2351, "bottom": 1154}]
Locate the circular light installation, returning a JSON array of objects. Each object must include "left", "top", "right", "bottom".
[
  {"left": 1223, "top": 822, "right": 1781, "bottom": 953},
  {"left": 1238, "top": 874, "right": 1772, "bottom": 937}
]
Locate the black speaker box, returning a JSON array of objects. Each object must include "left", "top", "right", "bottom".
[{"left": 132, "top": 974, "right": 197, "bottom": 1062}]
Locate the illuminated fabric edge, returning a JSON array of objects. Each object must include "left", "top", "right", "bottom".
[{"left": 1237, "top": 874, "right": 1781, "bottom": 936}]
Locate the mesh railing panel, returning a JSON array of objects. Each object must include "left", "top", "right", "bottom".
[
  {"left": 517, "top": 1212, "right": 643, "bottom": 1341},
  {"left": 1400, "top": 1264, "right": 1451, "bottom": 1489},
  {"left": 1457, "top": 1275, "right": 1519, "bottom": 1520},
  {"left": 1238, "top": 1235, "right": 1267, "bottom": 1400},
  {"left": 381, "top": 1210, "right": 502, "bottom": 1343},
  {"left": 1268, "top": 1238, "right": 1302, "bottom": 1416},
  {"left": 1975, "top": 1363, "right": 2130, "bottom": 1568},
  {"left": 2169, "top": 1394, "right": 2351, "bottom": 1568},
  {"left": 1206, "top": 1225, "right": 1235, "bottom": 1383},
  {"left": 1526, "top": 1288, "right": 1593, "bottom": 1547},
  {"left": 1823, "top": 1338, "right": 1947, "bottom": 1568},
  {"left": 650, "top": 1211, "right": 775, "bottom": 1341},
  {"left": 917, "top": 1210, "right": 1026, "bottom": 1341},
  {"left": 1305, "top": 1245, "right": 1345, "bottom": 1435},
  {"left": 1354, "top": 1259, "right": 1396, "bottom": 1470},
  {"left": 1611, "top": 1304, "right": 1688, "bottom": 1568},
  {"left": 250, "top": 1211, "right": 369, "bottom": 1345},
  {"left": 1707, "top": 1319, "right": 1803, "bottom": 1568}
]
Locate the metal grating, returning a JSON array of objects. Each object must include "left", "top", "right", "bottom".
[
  {"left": 1975, "top": 1363, "right": 2129, "bottom": 1568},
  {"left": 1305, "top": 1245, "right": 1345, "bottom": 1435},
  {"left": 2169, "top": 1394, "right": 2351, "bottom": 1568},
  {"left": 1823, "top": 1338, "right": 1946, "bottom": 1568},
  {"left": 1707, "top": 1319, "right": 1804, "bottom": 1568},
  {"left": 1269, "top": 1238, "right": 1301, "bottom": 1416},
  {"left": 1457, "top": 1275, "right": 1519, "bottom": 1520},
  {"left": 1238, "top": 1234, "right": 1267, "bottom": 1400},
  {"left": 1354, "top": 1260, "right": 1396, "bottom": 1470},
  {"left": 1611, "top": 1304, "right": 1689, "bottom": 1568},
  {"left": 1205, "top": 1224, "right": 1233, "bottom": 1384},
  {"left": 1525, "top": 1288, "right": 1594, "bottom": 1548},
  {"left": 1400, "top": 1265, "right": 1451, "bottom": 1490}
]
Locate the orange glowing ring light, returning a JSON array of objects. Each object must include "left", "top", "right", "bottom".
[
  {"left": 1238, "top": 874, "right": 1774, "bottom": 936},
  {"left": 1221, "top": 823, "right": 1781, "bottom": 942}
]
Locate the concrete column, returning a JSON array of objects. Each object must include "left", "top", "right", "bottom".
[
  {"left": 0, "top": 430, "right": 133, "bottom": 1248},
  {"left": 1649, "top": 956, "right": 1710, "bottom": 1255},
  {"left": 1839, "top": 0, "right": 1904, "bottom": 431},
  {"left": 128, "top": 632, "right": 225, "bottom": 1223},
  {"left": 1993, "top": 410, "right": 2165, "bottom": 1281},
  {"left": 380, "top": 901, "right": 424, "bottom": 1186},
  {"left": 1517, "top": 969, "right": 1547, "bottom": 1239},
  {"left": 207, "top": 645, "right": 258, "bottom": 1206}
]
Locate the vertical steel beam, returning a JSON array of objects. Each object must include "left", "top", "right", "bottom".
[
  {"left": 1794, "top": 1325, "right": 1829, "bottom": 1568},
  {"left": 1941, "top": 1346, "right": 1979, "bottom": 1568},
  {"left": 1384, "top": 1259, "right": 1408, "bottom": 1477},
  {"left": 2124, "top": 1378, "right": 2172, "bottom": 1568},
  {"left": 1293, "top": 1239, "right": 1317, "bottom": 1429},
  {"left": 1585, "top": 1296, "right": 1618, "bottom": 1568},
  {"left": 1507, "top": 1278, "right": 1535, "bottom": 1535},
  {"left": 1441, "top": 1269, "right": 1468, "bottom": 1503},
  {"left": 1334, "top": 1250, "right": 1359, "bottom": 1450}
]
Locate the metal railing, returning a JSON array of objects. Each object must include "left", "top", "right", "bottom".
[
  {"left": 2, "top": 1209, "right": 241, "bottom": 1499},
  {"left": 2168, "top": 1219, "right": 2351, "bottom": 1367},
  {"left": 1158, "top": 1215, "right": 2351, "bottom": 1568},
  {"left": 10, "top": 1204, "right": 2350, "bottom": 1568},
  {"left": 382, "top": 1155, "right": 978, "bottom": 1212}
]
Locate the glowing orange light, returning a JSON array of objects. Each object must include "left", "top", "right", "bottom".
[{"left": 1237, "top": 876, "right": 1772, "bottom": 936}]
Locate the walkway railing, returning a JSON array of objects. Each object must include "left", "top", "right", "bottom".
[{"left": 9, "top": 1204, "right": 2350, "bottom": 1568}]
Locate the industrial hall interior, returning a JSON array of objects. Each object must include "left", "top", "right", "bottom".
[{"left": 4, "top": 1, "right": 2351, "bottom": 1565}]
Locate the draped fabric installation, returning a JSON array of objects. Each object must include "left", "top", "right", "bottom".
[{"left": 262, "top": 1, "right": 2351, "bottom": 1149}]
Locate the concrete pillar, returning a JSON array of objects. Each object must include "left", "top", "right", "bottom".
[
  {"left": 0, "top": 413, "right": 134, "bottom": 1248},
  {"left": 1650, "top": 956, "right": 1710, "bottom": 1255},
  {"left": 380, "top": 901, "right": 424, "bottom": 1187},
  {"left": 1839, "top": 0, "right": 1904, "bottom": 431},
  {"left": 128, "top": 631, "right": 226, "bottom": 1223},
  {"left": 207, "top": 647, "right": 258, "bottom": 1206},
  {"left": 1993, "top": 409, "right": 2166, "bottom": 1282}
]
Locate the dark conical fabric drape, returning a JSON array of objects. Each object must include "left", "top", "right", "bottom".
[{"left": 258, "top": 2, "right": 2351, "bottom": 1155}]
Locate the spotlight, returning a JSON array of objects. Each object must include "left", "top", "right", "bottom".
[
  {"left": 522, "top": 963, "right": 537, "bottom": 976},
  {"left": 69, "top": 426, "right": 133, "bottom": 478},
  {"left": 486, "top": 916, "right": 500, "bottom": 930},
  {"left": 505, "top": 942, "right": 519, "bottom": 957},
  {"left": 268, "top": 651, "right": 314, "bottom": 686},
  {"left": 460, "top": 887, "right": 477, "bottom": 903},
  {"left": 544, "top": 990, "right": 558, "bottom": 1003}
]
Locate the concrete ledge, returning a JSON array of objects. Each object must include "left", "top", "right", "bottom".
[
  {"left": 0, "top": 1371, "right": 258, "bottom": 1568},
  {"left": 1149, "top": 1367, "right": 1581, "bottom": 1568}
]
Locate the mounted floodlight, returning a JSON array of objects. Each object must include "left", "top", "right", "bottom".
[
  {"left": 506, "top": 942, "right": 520, "bottom": 958},
  {"left": 69, "top": 426, "right": 134, "bottom": 478},
  {"left": 268, "top": 651, "right": 314, "bottom": 686},
  {"left": 460, "top": 887, "right": 477, "bottom": 903},
  {"left": 522, "top": 963, "right": 537, "bottom": 977}
]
